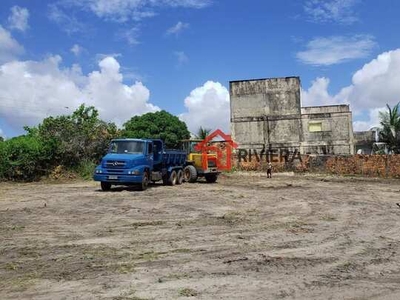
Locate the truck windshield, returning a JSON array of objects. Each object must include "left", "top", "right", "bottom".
[{"left": 109, "top": 141, "right": 145, "bottom": 154}]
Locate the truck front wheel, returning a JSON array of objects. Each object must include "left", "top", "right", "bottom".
[
  {"left": 139, "top": 172, "right": 149, "bottom": 191},
  {"left": 205, "top": 174, "right": 218, "bottom": 183},
  {"left": 184, "top": 165, "right": 197, "bottom": 183},
  {"left": 101, "top": 181, "right": 111, "bottom": 191}
]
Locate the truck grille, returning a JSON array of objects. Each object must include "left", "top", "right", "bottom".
[
  {"left": 208, "top": 160, "right": 216, "bottom": 167},
  {"left": 104, "top": 160, "right": 127, "bottom": 168}
]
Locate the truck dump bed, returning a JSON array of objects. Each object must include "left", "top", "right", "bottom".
[{"left": 162, "top": 150, "right": 187, "bottom": 166}]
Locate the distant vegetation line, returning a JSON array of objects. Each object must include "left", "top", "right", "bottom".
[{"left": 0, "top": 104, "right": 190, "bottom": 182}]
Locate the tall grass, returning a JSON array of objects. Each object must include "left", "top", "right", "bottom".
[{"left": 75, "top": 160, "right": 97, "bottom": 180}]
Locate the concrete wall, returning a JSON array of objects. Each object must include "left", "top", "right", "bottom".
[
  {"left": 230, "top": 77, "right": 354, "bottom": 155},
  {"left": 230, "top": 77, "right": 302, "bottom": 150},
  {"left": 230, "top": 77, "right": 301, "bottom": 118}
]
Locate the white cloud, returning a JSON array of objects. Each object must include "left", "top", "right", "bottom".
[
  {"left": 50, "top": 0, "right": 209, "bottom": 43},
  {"left": 84, "top": 0, "right": 155, "bottom": 22},
  {"left": 303, "top": 49, "right": 400, "bottom": 131},
  {"left": 161, "top": 0, "right": 211, "bottom": 8},
  {"left": 301, "top": 77, "right": 352, "bottom": 107},
  {"left": 0, "top": 26, "right": 24, "bottom": 64},
  {"left": 8, "top": 6, "right": 30, "bottom": 32},
  {"left": 84, "top": 57, "right": 159, "bottom": 124},
  {"left": 297, "top": 35, "right": 376, "bottom": 66},
  {"left": 347, "top": 50, "right": 400, "bottom": 110},
  {"left": 179, "top": 81, "right": 230, "bottom": 134},
  {"left": 166, "top": 21, "right": 189, "bottom": 36},
  {"left": 117, "top": 27, "right": 141, "bottom": 45},
  {"left": 48, "top": 4, "right": 87, "bottom": 34},
  {"left": 0, "top": 55, "right": 160, "bottom": 132},
  {"left": 301, "top": 77, "right": 337, "bottom": 106},
  {"left": 58, "top": 0, "right": 211, "bottom": 22},
  {"left": 70, "top": 44, "right": 85, "bottom": 56},
  {"left": 304, "top": 0, "right": 359, "bottom": 24},
  {"left": 352, "top": 107, "right": 383, "bottom": 131},
  {"left": 174, "top": 51, "right": 189, "bottom": 66}
]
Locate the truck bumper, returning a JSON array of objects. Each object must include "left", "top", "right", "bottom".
[
  {"left": 93, "top": 174, "right": 142, "bottom": 184},
  {"left": 197, "top": 168, "right": 220, "bottom": 176}
]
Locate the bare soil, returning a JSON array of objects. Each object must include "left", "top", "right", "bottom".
[{"left": 1, "top": 173, "right": 400, "bottom": 300}]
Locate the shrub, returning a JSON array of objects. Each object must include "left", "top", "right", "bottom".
[{"left": 0, "top": 135, "right": 50, "bottom": 181}]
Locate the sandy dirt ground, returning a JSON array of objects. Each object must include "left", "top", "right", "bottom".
[{"left": 1, "top": 173, "right": 400, "bottom": 300}]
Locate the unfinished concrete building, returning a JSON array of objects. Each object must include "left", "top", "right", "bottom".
[
  {"left": 230, "top": 77, "right": 355, "bottom": 155},
  {"left": 354, "top": 130, "right": 377, "bottom": 154}
]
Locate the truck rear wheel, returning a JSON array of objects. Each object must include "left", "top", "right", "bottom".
[
  {"left": 205, "top": 174, "right": 218, "bottom": 183},
  {"left": 139, "top": 172, "right": 149, "bottom": 191},
  {"left": 176, "top": 170, "right": 184, "bottom": 185},
  {"left": 184, "top": 165, "right": 197, "bottom": 183},
  {"left": 101, "top": 181, "right": 111, "bottom": 191},
  {"left": 168, "top": 170, "right": 177, "bottom": 186}
]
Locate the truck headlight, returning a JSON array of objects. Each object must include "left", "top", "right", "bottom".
[
  {"left": 95, "top": 169, "right": 103, "bottom": 174},
  {"left": 129, "top": 169, "right": 140, "bottom": 175}
]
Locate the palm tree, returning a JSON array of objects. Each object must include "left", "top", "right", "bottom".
[
  {"left": 195, "top": 126, "right": 211, "bottom": 140},
  {"left": 379, "top": 103, "right": 400, "bottom": 153}
]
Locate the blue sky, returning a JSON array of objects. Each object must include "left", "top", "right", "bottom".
[{"left": 0, "top": 0, "right": 400, "bottom": 138}]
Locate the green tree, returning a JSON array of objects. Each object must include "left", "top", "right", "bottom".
[
  {"left": 122, "top": 110, "right": 190, "bottom": 148},
  {"left": 0, "top": 104, "right": 118, "bottom": 181},
  {"left": 379, "top": 103, "right": 400, "bottom": 153},
  {"left": 0, "top": 140, "right": 7, "bottom": 179},
  {"left": 195, "top": 126, "right": 211, "bottom": 139},
  {"left": 26, "top": 104, "right": 118, "bottom": 168}
]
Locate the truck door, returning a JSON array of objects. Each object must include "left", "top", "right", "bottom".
[
  {"left": 152, "top": 140, "right": 163, "bottom": 165},
  {"left": 147, "top": 142, "right": 154, "bottom": 169}
]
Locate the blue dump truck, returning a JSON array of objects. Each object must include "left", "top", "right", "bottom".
[{"left": 93, "top": 138, "right": 187, "bottom": 191}]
